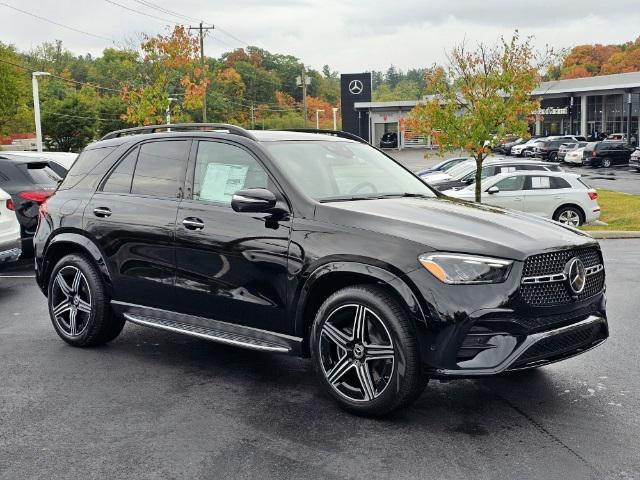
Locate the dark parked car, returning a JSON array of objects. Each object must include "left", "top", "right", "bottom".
[
  {"left": 583, "top": 141, "right": 635, "bottom": 167},
  {"left": 416, "top": 156, "right": 468, "bottom": 177},
  {"left": 0, "top": 155, "right": 60, "bottom": 254},
  {"left": 498, "top": 137, "right": 526, "bottom": 155},
  {"left": 379, "top": 132, "right": 398, "bottom": 148},
  {"left": 34, "top": 124, "right": 608, "bottom": 416},
  {"left": 630, "top": 148, "right": 640, "bottom": 171}
]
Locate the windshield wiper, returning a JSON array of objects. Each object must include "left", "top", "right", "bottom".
[
  {"left": 319, "top": 195, "right": 381, "bottom": 203},
  {"left": 375, "top": 193, "right": 433, "bottom": 199}
]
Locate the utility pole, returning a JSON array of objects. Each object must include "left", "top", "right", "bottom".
[
  {"left": 189, "top": 22, "right": 214, "bottom": 122},
  {"left": 32, "top": 71, "right": 50, "bottom": 153},
  {"left": 297, "top": 65, "right": 310, "bottom": 128},
  {"left": 332, "top": 107, "right": 338, "bottom": 130}
]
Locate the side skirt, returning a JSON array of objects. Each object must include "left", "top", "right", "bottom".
[{"left": 112, "top": 301, "right": 302, "bottom": 355}]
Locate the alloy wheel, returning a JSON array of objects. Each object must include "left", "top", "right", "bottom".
[
  {"left": 319, "top": 304, "right": 395, "bottom": 402},
  {"left": 558, "top": 209, "right": 581, "bottom": 227},
  {"left": 51, "top": 266, "right": 92, "bottom": 337}
]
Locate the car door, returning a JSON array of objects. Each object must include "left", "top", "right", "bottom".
[
  {"left": 483, "top": 175, "right": 525, "bottom": 210},
  {"left": 84, "top": 139, "right": 191, "bottom": 310},
  {"left": 174, "top": 139, "right": 292, "bottom": 334},
  {"left": 522, "top": 175, "right": 558, "bottom": 218}
]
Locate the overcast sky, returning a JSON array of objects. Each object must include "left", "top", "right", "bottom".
[{"left": 2, "top": 0, "right": 640, "bottom": 73}]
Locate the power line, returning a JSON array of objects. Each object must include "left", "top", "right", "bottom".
[
  {"left": 0, "top": 2, "right": 116, "bottom": 43},
  {"left": 102, "top": 0, "right": 179, "bottom": 25}
]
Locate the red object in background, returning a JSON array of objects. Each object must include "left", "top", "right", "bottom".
[{"left": 18, "top": 191, "right": 53, "bottom": 204}]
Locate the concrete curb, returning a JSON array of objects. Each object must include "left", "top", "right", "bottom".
[{"left": 585, "top": 231, "right": 640, "bottom": 239}]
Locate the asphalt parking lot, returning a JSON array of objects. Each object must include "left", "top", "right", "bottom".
[
  {"left": 0, "top": 240, "right": 638, "bottom": 480},
  {"left": 388, "top": 149, "right": 640, "bottom": 195}
]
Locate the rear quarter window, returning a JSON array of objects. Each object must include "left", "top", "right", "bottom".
[{"left": 59, "top": 145, "right": 117, "bottom": 190}]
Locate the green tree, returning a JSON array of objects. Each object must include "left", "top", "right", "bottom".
[
  {"left": 41, "top": 89, "right": 98, "bottom": 151},
  {"left": 0, "top": 43, "right": 31, "bottom": 134},
  {"left": 405, "top": 32, "right": 542, "bottom": 202}
]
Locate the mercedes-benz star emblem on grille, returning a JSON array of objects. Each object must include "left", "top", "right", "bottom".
[
  {"left": 348, "top": 79, "right": 364, "bottom": 95},
  {"left": 565, "top": 257, "right": 586, "bottom": 294}
]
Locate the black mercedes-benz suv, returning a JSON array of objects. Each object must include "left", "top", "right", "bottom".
[{"left": 34, "top": 124, "right": 608, "bottom": 416}]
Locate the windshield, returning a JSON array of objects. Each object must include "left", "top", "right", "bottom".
[{"left": 265, "top": 141, "right": 436, "bottom": 201}]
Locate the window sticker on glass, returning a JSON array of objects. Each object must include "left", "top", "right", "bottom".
[
  {"left": 531, "top": 176, "right": 550, "bottom": 189},
  {"left": 500, "top": 166, "right": 516, "bottom": 173},
  {"left": 199, "top": 163, "right": 249, "bottom": 203}
]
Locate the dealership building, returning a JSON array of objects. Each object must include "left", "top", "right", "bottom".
[{"left": 341, "top": 71, "right": 640, "bottom": 149}]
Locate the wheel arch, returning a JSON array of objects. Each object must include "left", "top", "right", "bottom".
[
  {"left": 294, "top": 262, "right": 428, "bottom": 356},
  {"left": 39, "top": 232, "right": 112, "bottom": 295}
]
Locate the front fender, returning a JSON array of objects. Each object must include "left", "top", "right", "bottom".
[{"left": 293, "top": 261, "right": 428, "bottom": 338}]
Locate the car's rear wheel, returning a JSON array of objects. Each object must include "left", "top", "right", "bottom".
[
  {"left": 311, "top": 285, "right": 427, "bottom": 416},
  {"left": 554, "top": 206, "right": 584, "bottom": 227},
  {"left": 48, "top": 254, "right": 125, "bottom": 347},
  {"left": 602, "top": 157, "right": 612, "bottom": 168}
]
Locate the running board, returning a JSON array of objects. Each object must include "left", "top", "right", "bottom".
[
  {"left": 113, "top": 302, "right": 301, "bottom": 354},
  {"left": 124, "top": 314, "right": 291, "bottom": 353}
]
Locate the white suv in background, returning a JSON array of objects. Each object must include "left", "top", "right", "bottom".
[
  {"left": 0, "top": 186, "right": 21, "bottom": 265},
  {"left": 443, "top": 171, "right": 600, "bottom": 226}
]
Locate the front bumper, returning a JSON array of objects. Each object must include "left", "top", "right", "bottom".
[
  {"left": 433, "top": 315, "right": 608, "bottom": 376},
  {"left": 630, "top": 157, "right": 640, "bottom": 168}
]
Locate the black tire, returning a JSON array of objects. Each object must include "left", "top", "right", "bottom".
[
  {"left": 601, "top": 157, "right": 612, "bottom": 168},
  {"left": 310, "top": 285, "right": 427, "bottom": 416},
  {"left": 48, "top": 253, "right": 125, "bottom": 347},
  {"left": 549, "top": 152, "right": 558, "bottom": 162},
  {"left": 553, "top": 205, "right": 584, "bottom": 227}
]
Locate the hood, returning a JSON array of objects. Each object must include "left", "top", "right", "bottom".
[{"left": 317, "top": 197, "right": 596, "bottom": 261}]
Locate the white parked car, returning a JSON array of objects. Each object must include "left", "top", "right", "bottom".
[
  {"left": 564, "top": 147, "right": 585, "bottom": 165},
  {"left": 0, "top": 186, "right": 21, "bottom": 265},
  {"left": 442, "top": 171, "right": 600, "bottom": 226}
]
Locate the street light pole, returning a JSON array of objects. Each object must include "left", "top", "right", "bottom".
[
  {"left": 32, "top": 72, "right": 50, "bottom": 153},
  {"left": 166, "top": 97, "right": 178, "bottom": 125},
  {"left": 332, "top": 107, "right": 338, "bottom": 130}
]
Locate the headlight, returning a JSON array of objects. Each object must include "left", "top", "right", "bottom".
[{"left": 418, "top": 253, "right": 513, "bottom": 284}]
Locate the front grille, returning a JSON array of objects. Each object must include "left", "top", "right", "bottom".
[
  {"left": 520, "top": 247, "right": 605, "bottom": 306},
  {"left": 513, "top": 324, "right": 602, "bottom": 366}
]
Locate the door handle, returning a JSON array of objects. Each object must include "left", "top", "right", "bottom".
[
  {"left": 93, "top": 207, "right": 112, "bottom": 218},
  {"left": 183, "top": 217, "right": 205, "bottom": 230}
]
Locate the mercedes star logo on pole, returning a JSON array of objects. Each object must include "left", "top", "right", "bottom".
[
  {"left": 348, "top": 79, "right": 364, "bottom": 95},
  {"left": 565, "top": 257, "right": 586, "bottom": 295}
]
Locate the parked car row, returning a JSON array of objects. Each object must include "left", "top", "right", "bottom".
[{"left": 418, "top": 155, "right": 599, "bottom": 226}]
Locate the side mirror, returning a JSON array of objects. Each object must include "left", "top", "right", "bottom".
[
  {"left": 487, "top": 186, "right": 500, "bottom": 194},
  {"left": 464, "top": 178, "right": 474, "bottom": 185},
  {"left": 231, "top": 188, "right": 277, "bottom": 213}
]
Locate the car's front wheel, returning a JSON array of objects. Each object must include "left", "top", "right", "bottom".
[
  {"left": 311, "top": 285, "right": 427, "bottom": 416},
  {"left": 549, "top": 152, "right": 558, "bottom": 162},
  {"left": 48, "top": 254, "right": 125, "bottom": 347},
  {"left": 602, "top": 158, "right": 612, "bottom": 168}
]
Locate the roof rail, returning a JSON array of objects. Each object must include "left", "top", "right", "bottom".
[
  {"left": 100, "top": 123, "right": 257, "bottom": 141},
  {"left": 282, "top": 129, "right": 368, "bottom": 144}
]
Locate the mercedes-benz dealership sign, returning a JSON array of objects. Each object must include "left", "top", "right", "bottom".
[{"left": 341, "top": 73, "right": 372, "bottom": 141}]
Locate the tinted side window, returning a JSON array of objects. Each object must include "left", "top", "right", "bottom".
[
  {"left": 193, "top": 141, "right": 269, "bottom": 205},
  {"left": 70, "top": 146, "right": 116, "bottom": 176},
  {"left": 494, "top": 176, "right": 525, "bottom": 191},
  {"left": 131, "top": 141, "right": 189, "bottom": 198},
  {"left": 102, "top": 148, "right": 138, "bottom": 194},
  {"left": 20, "top": 163, "right": 61, "bottom": 185},
  {"left": 550, "top": 177, "right": 571, "bottom": 189}
]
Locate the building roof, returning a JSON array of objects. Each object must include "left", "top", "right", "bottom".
[
  {"left": 533, "top": 71, "right": 640, "bottom": 95},
  {"left": 354, "top": 100, "right": 420, "bottom": 109}
]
